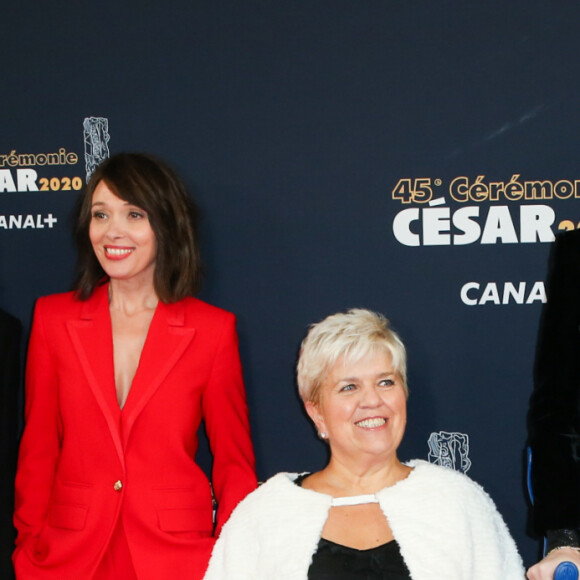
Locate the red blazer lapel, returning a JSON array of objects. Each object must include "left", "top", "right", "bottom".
[
  {"left": 65, "top": 284, "right": 125, "bottom": 470},
  {"left": 121, "top": 300, "right": 196, "bottom": 445}
]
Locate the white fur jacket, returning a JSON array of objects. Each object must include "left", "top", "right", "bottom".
[{"left": 204, "top": 460, "right": 525, "bottom": 579}]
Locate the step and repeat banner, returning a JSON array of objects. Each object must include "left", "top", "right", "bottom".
[{"left": 3, "top": 1, "right": 580, "bottom": 569}]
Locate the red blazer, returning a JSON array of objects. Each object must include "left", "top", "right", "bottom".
[{"left": 13, "top": 283, "right": 256, "bottom": 579}]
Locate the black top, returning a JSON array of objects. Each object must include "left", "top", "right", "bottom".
[
  {"left": 307, "top": 537, "right": 412, "bottom": 580},
  {"left": 294, "top": 474, "right": 412, "bottom": 580}
]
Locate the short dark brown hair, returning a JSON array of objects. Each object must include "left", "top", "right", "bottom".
[{"left": 73, "top": 152, "right": 202, "bottom": 302}]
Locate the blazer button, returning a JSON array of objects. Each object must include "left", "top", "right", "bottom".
[{"left": 113, "top": 480, "right": 123, "bottom": 492}]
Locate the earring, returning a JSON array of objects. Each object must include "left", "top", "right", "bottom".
[{"left": 319, "top": 432, "right": 327, "bottom": 439}]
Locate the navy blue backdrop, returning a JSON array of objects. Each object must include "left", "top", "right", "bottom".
[{"left": 3, "top": 1, "right": 580, "bottom": 569}]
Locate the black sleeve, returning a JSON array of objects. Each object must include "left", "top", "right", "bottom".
[
  {"left": 529, "top": 229, "right": 580, "bottom": 534},
  {"left": 0, "top": 309, "right": 22, "bottom": 579}
]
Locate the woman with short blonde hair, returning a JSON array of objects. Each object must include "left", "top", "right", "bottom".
[{"left": 204, "top": 308, "right": 524, "bottom": 579}]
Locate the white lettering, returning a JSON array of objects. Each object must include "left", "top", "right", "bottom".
[
  {"left": 423, "top": 207, "right": 450, "bottom": 245},
  {"left": 393, "top": 204, "right": 554, "bottom": 246},
  {"left": 460, "top": 282, "right": 480, "bottom": 306},
  {"left": 22, "top": 215, "right": 35, "bottom": 228},
  {"left": 0, "top": 214, "right": 58, "bottom": 230},
  {"left": 480, "top": 206, "right": 518, "bottom": 244},
  {"left": 452, "top": 207, "right": 481, "bottom": 245},
  {"left": 502, "top": 282, "right": 526, "bottom": 304},
  {"left": 479, "top": 283, "right": 501, "bottom": 304},
  {"left": 9, "top": 215, "right": 22, "bottom": 228},
  {"left": 461, "top": 281, "right": 547, "bottom": 306},
  {"left": 526, "top": 281, "right": 547, "bottom": 304},
  {"left": 16, "top": 169, "right": 38, "bottom": 192},
  {"left": 520, "top": 205, "right": 555, "bottom": 243},
  {"left": 0, "top": 170, "right": 16, "bottom": 193},
  {"left": 44, "top": 214, "right": 57, "bottom": 228},
  {"left": 392, "top": 208, "right": 420, "bottom": 246}
]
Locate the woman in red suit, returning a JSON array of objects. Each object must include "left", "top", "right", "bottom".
[{"left": 13, "top": 153, "right": 257, "bottom": 579}]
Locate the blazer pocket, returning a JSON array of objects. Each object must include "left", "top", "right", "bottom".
[
  {"left": 157, "top": 507, "right": 212, "bottom": 534},
  {"left": 48, "top": 503, "right": 88, "bottom": 530}
]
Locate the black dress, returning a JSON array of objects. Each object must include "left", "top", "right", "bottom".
[{"left": 293, "top": 474, "right": 412, "bottom": 580}]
